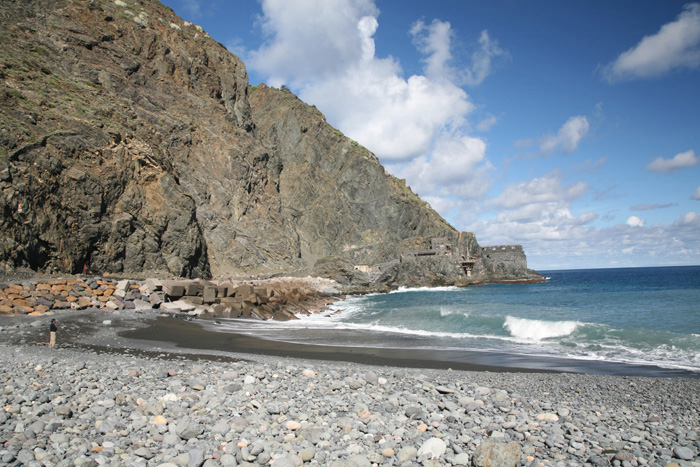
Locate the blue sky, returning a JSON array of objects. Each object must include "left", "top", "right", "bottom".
[{"left": 160, "top": 0, "right": 700, "bottom": 270}]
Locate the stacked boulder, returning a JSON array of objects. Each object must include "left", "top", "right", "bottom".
[
  {"left": 0, "top": 277, "right": 335, "bottom": 321},
  {"left": 150, "top": 279, "right": 324, "bottom": 321},
  {"left": 0, "top": 278, "right": 148, "bottom": 315}
]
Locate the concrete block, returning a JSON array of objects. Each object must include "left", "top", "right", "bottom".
[
  {"left": 174, "top": 299, "right": 196, "bottom": 312},
  {"left": 202, "top": 287, "right": 217, "bottom": 304},
  {"left": 132, "top": 299, "right": 152, "bottom": 309},
  {"left": 234, "top": 285, "right": 254, "bottom": 299},
  {"left": 149, "top": 292, "right": 163, "bottom": 306},
  {"left": 185, "top": 282, "right": 201, "bottom": 296},
  {"left": 160, "top": 302, "right": 182, "bottom": 312},
  {"left": 221, "top": 297, "right": 242, "bottom": 309},
  {"left": 162, "top": 281, "right": 185, "bottom": 298},
  {"left": 184, "top": 296, "right": 204, "bottom": 306},
  {"left": 216, "top": 285, "right": 229, "bottom": 298},
  {"left": 143, "top": 279, "right": 162, "bottom": 293}
]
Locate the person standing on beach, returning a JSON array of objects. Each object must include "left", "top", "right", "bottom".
[{"left": 49, "top": 319, "right": 57, "bottom": 349}]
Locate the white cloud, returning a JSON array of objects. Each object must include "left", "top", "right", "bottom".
[
  {"left": 476, "top": 114, "right": 498, "bottom": 132},
  {"left": 393, "top": 135, "right": 492, "bottom": 197},
  {"left": 305, "top": 71, "right": 474, "bottom": 162},
  {"left": 462, "top": 171, "right": 594, "bottom": 248},
  {"left": 540, "top": 116, "right": 590, "bottom": 156},
  {"left": 470, "top": 205, "right": 700, "bottom": 269},
  {"left": 646, "top": 149, "right": 699, "bottom": 173},
  {"left": 410, "top": 24, "right": 507, "bottom": 87},
  {"left": 464, "top": 30, "right": 508, "bottom": 86},
  {"left": 626, "top": 216, "right": 645, "bottom": 227},
  {"left": 460, "top": 169, "right": 700, "bottom": 268},
  {"left": 489, "top": 170, "right": 590, "bottom": 210},
  {"left": 247, "top": 0, "right": 380, "bottom": 87},
  {"left": 603, "top": 3, "right": 700, "bottom": 82},
  {"left": 693, "top": 186, "right": 700, "bottom": 200},
  {"left": 410, "top": 20, "right": 454, "bottom": 81},
  {"left": 676, "top": 211, "right": 700, "bottom": 226}
]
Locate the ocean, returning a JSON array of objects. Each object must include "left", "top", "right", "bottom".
[{"left": 206, "top": 266, "right": 700, "bottom": 377}]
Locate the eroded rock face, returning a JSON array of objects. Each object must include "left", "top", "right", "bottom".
[{"left": 0, "top": 0, "right": 540, "bottom": 285}]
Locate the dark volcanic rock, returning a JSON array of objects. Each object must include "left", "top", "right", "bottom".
[{"left": 0, "top": 0, "right": 541, "bottom": 287}]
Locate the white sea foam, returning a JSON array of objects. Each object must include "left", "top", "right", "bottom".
[
  {"left": 439, "top": 307, "right": 468, "bottom": 317},
  {"left": 388, "top": 286, "right": 462, "bottom": 294},
  {"left": 504, "top": 316, "right": 581, "bottom": 342}
]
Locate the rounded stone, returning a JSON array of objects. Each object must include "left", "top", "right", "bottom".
[{"left": 285, "top": 420, "right": 302, "bottom": 430}]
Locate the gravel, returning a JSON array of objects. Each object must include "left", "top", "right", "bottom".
[{"left": 0, "top": 311, "right": 699, "bottom": 466}]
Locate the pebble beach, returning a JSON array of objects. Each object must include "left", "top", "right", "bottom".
[{"left": 1, "top": 308, "right": 699, "bottom": 467}]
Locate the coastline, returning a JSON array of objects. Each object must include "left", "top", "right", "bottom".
[
  {"left": 1, "top": 308, "right": 699, "bottom": 466},
  {"left": 125, "top": 315, "right": 700, "bottom": 379},
  {"left": 2, "top": 303, "right": 698, "bottom": 379}
]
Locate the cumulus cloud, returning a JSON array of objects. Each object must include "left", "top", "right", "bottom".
[
  {"left": 392, "top": 135, "right": 492, "bottom": 198},
  {"left": 626, "top": 216, "right": 645, "bottom": 227},
  {"left": 460, "top": 171, "right": 594, "bottom": 248},
  {"left": 540, "top": 116, "right": 590, "bottom": 156},
  {"left": 646, "top": 150, "right": 699, "bottom": 173},
  {"left": 675, "top": 211, "right": 700, "bottom": 226},
  {"left": 603, "top": 3, "right": 700, "bottom": 82},
  {"left": 489, "top": 170, "right": 589, "bottom": 210},
  {"left": 469, "top": 203, "right": 700, "bottom": 269},
  {"left": 247, "top": 0, "right": 379, "bottom": 86},
  {"left": 693, "top": 186, "right": 700, "bottom": 200}
]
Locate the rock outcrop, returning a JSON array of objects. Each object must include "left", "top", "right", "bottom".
[{"left": 0, "top": 0, "right": 540, "bottom": 287}]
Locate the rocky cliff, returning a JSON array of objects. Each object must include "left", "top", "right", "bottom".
[{"left": 0, "top": 0, "right": 540, "bottom": 287}]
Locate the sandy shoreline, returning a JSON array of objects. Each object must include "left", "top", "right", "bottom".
[
  {"left": 123, "top": 315, "right": 700, "bottom": 378},
  {"left": 2, "top": 307, "right": 698, "bottom": 378}
]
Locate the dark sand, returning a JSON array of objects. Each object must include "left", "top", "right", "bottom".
[{"left": 116, "top": 315, "right": 699, "bottom": 378}]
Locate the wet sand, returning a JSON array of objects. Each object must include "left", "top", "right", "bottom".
[
  {"left": 3, "top": 308, "right": 696, "bottom": 378},
  {"left": 118, "top": 315, "right": 699, "bottom": 378}
]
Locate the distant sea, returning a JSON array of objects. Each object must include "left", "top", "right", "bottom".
[{"left": 207, "top": 266, "right": 700, "bottom": 377}]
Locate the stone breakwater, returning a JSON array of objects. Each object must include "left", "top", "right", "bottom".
[
  {"left": 0, "top": 276, "right": 340, "bottom": 321},
  {"left": 1, "top": 343, "right": 699, "bottom": 467}
]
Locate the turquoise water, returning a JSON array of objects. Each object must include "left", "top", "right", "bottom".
[{"left": 210, "top": 266, "right": 700, "bottom": 376}]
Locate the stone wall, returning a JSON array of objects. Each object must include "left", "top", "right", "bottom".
[{"left": 0, "top": 277, "right": 335, "bottom": 321}]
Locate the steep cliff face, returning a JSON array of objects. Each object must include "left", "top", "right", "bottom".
[
  {"left": 0, "top": 0, "right": 540, "bottom": 285},
  {"left": 248, "top": 85, "right": 457, "bottom": 268}
]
